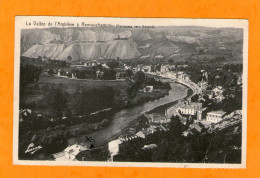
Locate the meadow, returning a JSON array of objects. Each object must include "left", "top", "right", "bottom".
[{"left": 20, "top": 73, "right": 130, "bottom": 111}]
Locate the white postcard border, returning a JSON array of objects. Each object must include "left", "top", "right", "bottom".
[{"left": 13, "top": 16, "right": 248, "bottom": 168}]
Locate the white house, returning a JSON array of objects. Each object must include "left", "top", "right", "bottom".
[
  {"left": 215, "top": 94, "right": 225, "bottom": 103},
  {"left": 51, "top": 144, "right": 88, "bottom": 161},
  {"left": 213, "top": 86, "right": 224, "bottom": 95},
  {"left": 141, "top": 65, "right": 152, "bottom": 73},
  {"left": 206, "top": 111, "right": 226, "bottom": 123},
  {"left": 160, "top": 64, "right": 175, "bottom": 74},
  {"left": 184, "top": 74, "right": 190, "bottom": 82},
  {"left": 84, "top": 60, "right": 98, "bottom": 67},
  {"left": 178, "top": 101, "right": 203, "bottom": 120},
  {"left": 143, "top": 86, "right": 153, "bottom": 92},
  {"left": 179, "top": 102, "right": 202, "bottom": 116},
  {"left": 165, "top": 72, "right": 177, "bottom": 79},
  {"left": 177, "top": 71, "right": 185, "bottom": 80},
  {"left": 64, "top": 144, "right": 88, "bottom": 161},
  {"left": 108, "top": 139, "right": 123, "bottom": 161}
]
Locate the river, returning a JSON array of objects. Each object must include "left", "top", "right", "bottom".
[{"left": 68, "top": 82, "right": 188, "bottom": 146}]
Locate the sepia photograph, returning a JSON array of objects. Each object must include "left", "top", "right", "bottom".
[{"left": 13, "top": 16, "right": 248, "bottom": 168}]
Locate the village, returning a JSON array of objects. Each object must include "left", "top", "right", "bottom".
[{"left": 41, "top": 60, "right": 243, "bottom": 162}]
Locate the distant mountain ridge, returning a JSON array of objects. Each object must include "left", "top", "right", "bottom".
[{"left": 21, "top": 27, "right": 243, "bottom": 61}]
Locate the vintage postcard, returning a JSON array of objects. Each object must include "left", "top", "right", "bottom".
[{"left": 13, "top": 16, "right": 248, "bottom": 168}]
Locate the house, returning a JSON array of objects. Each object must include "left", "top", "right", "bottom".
[
  {"left": 165, "top": 72, "right": 177, "bottom": 79},
  {"left": 198, "top": 81, "right": 209, "bottom": 91},
  {"left": 136, "top": 131, "right": 146, "bottom": 138},
  {"left": 84, "top": 60, "right": 98, "bottom": 67},
  {"left": 108, "top": 139, "right": 123, "bottom": 161},
  {"left": 57, "top": 69, "right": 68, "bottom": 77},
  {"left": 215, "top": 94, "right": 225, "bottom": 103},
  {"left": 20, "top": 109, "right": 33, "bottom": 119},
  {"left": 182, "top": 130, "right": 193, "bottom": 137},
  {"left": 178, "top": 101, "right": 203, "bottom": 120},
  {"left": 115, "top": 69, "right": 126, "bottom": 79},
  {"left": 96, "top": 70, "right": 104, "bottom": 78},
  {"left": 50, "top": 151, "right": 66, "bottom": 161},
  {"left": 102, "top": 63, "right": 109, "bottom": 69},
  {"left": 143, "top": 86, "right": 153, "bottom": 92},
  {"left": 206, "top": 111, "right": 226, "bottom": 123},
  {"left": 51, "top": 144, "right": 88, "bottom": 161},
  {"left": 184, "top": 74, "right": 190, "bottom": 82},
  {"left": 147, "top": 113, "right": 170, "bottom": 124},
  {"left": 141, "top": 65, "right": 152, "bottom": 73},
  {"left": 137, "top": 64, "right": 142, "bottom": 71},
  {"left": 182, "top": 122, "right": 205, "bottom": 137},
  {"left": 63, "top": 144, "right": 88, "bottom": 161},
  {"left": 142, "top": 126, "right": 157, "bottom": 135},
  {"left": 160, "top": 64, "right": 175, "bottom": 74},
  {"left": 155, "top": 54, "right": 164, "bottom": 59},
  {"left": 177, "top": 64, "right": 188, "bottom": 68},
  {"left": 142, "top": 144, "right": 157, "bottom": 150},
  {"left": 189, "top": 122, "right": 205, "bottom": 133},
  {"left": 177, "top": 71, "right": 185, "bottom": 80},
  {"left": 203, "top": 90, "right": 214, "bottom": 99},
  {"left": 212, "top": 86, "right": 224, "bottom": 95},
  {"left": 19, "top": 109, "right": 37, "bottom": 122},
  {"left": 237, "top": 73, "right": 243, "bottom": 85}
]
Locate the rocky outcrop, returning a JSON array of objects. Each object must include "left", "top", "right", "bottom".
[
  {"left": 23, "top": 39, "right": 140, "bottom": 60},
  {"left": 166, "top": 35, "right": 198, "bottom": 44},
  {"left": 22, "top": 44, "right": 65, "bottom": 59},
  {"left": 103, "top": 39, "right": 140, "bottom": 59}
]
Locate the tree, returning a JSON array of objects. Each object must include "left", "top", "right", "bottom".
[
  {"left": 107, "top": 60, "right": 119, "bottom": 69},
  {"left": 125, "top": 69, "right": 133, "bottom": 78},
  {"left": 47, "top": 69, "right": 54, "bottom": 76},
  {"left": 71, "top": 87, "right": 115, "bottom": 115},
  {"left": 20, "top": 64, "right": 41, "bottom": 86},
  {"left": 168, "top": 59, "right": 174, "bottom": 65},
  {"left": 169, "top": 116, "right": 183, "bottom": 138},
  {"left": 103, "top": 69, "right": 116, "bottom": 80},
  {"left": 134, "top": 71, "right": 145, "bottom": 88},
  {"left": 67, "top": 56, "right": 72, "bottom": 61},
  {"left": 44, "top": 88, "right": 67, "bottom": 118}
]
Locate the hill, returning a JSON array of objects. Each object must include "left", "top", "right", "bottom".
[{"left": 21, "top": 27, "right": 243, "bottom": 62}]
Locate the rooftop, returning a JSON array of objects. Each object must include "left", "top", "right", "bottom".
[
  {"left": 179, "top": 102, "right": 202, "bottom": 109},
  {"left": 207, "top": 110, "right": 226, "bottom": 116},
  {"left": 148, "top": 113, "right": 167, "bottom": 122}
]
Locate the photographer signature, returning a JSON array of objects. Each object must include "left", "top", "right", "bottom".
[{"left": 25, "top": 143, "right": 42, "bottom": 155}]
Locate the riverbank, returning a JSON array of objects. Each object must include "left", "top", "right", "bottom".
[
  {"left": 147, "top": 87, "right": 192, "bottom": 114},
  {"left": 68, "top": 83, "right": 187, "bottom": 147}
]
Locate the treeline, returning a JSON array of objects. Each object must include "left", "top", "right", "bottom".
[
  {"left": 43, "top": 86, "right": 115, "bottom": 118},
  {"left": 19, "top": 85, "right": 115, "bottom": 136},
  {"left": 20, "top": 64, "right": 42, "bottom": 86}
]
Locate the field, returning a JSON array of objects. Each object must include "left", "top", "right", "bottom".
[
  {"left": 20, "top": 73, "right": 170, "bottom": 115},
  {"left": 20, "top": 73, "right": 130, "bottom": 111}
]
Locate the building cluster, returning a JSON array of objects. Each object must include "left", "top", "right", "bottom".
[
  {"left": 19, "top": 109, "right": 42, "bottom": 123},
  {"left": 50, "top": 144, "right": 89, "bottom": 161},
  {"left": 167, "top": 100, "right": 206, "bottom": 124},
  {"left": 206, "top": 110, "right": 226, "bottom": 123},
  {"left": 182, "top": 121, "right": 206, "bottom": 137},
  {"left": 207, "top": 110, "right": 242, "bottom": 133},
  {"left": 108, "top": 112, "right": 170, "bottom": 161}
]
